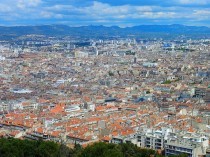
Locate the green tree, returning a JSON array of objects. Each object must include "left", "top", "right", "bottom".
[
  {"left": 36, "top": 141, "right": 59, "bottom": 157},
  {"left": 108, "top": 71, "right": 114, "bottom": 76}
]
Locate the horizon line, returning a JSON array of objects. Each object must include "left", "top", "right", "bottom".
[{"left": 0, "top": 24, "right": 209, "bottom": 28}]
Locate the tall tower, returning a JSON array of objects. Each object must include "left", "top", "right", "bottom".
[
  {"left": 134, "top": 57, "right": 137, "bottom": 64},
  {"left": 172, "top": 43, "right": 175, "bottom": 52}
]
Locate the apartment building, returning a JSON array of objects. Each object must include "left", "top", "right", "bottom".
[
  {"left": 165, "top": 133, "right": 208, "bottom": 157},
  {"left": 111, "top": 127, "right": 209, "bottom": 157}
]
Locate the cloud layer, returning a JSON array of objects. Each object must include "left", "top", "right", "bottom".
[{"left": 0, "top": 0, "right": 209, "bottom": 26}]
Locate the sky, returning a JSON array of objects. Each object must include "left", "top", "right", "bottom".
[{"left": 0, "top": 0, "right": 210, "bottom": 27}]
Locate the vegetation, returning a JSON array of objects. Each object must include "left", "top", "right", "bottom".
[
  {"left": 108, "top": 71, "right": 114, "bottom": 76},
  {"left": 162, "top": 80, "right": 172, "bottom": 84},
  {"left": 0, "top": 138, "right": 62, "bottom": 157},
  {"left": 125, "top": 51, "right": 136, "bottom": 55},
  {"left": 165, "top": 47, "right": 195, "bottom": 52},
  {"left": 146, "top": 91, "right": 150, "bottom": 94},
  {"left": 21, "top": 62, "right": 28, "bottom": 67},
  {"left": 0, "top": 138, "right": 188, "bottom": 157}
]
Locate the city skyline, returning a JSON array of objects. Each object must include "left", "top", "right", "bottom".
[{"left": 0, "top": 0, "right": 210, "bottom": 27}]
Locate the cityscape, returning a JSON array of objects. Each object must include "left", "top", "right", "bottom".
[{"left": 0, "top": 0, "right": 210, "bottom": 157}]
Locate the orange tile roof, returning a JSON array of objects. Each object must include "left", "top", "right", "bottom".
[
  {"left": 36, "top": 127, "right": 43, "bottom": 134},
  {"left": 51, "top": 131, "right": 61, "bottom": 137},
  {"left": 50, "top": 104, "right": 65, "bottom": 114},
  {"left": 101, "top": 136, "right": 111, "bottom": 141},
  {"left": 9, "top": 130, "right": 20, "bottom": 137},
  {"left": 111, "top": 131, "right": 118, "bottom": 136},
  {"left": 121, "top": 130, "right": 135, "bottom": 136}
]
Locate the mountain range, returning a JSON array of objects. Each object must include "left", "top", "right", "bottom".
[{"left": 0, "top": 24, "right": 210, "bottom": 39}]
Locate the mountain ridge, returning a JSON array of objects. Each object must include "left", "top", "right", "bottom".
[{"left": 0, "top": 24, "right": 210, "bottom": 39}]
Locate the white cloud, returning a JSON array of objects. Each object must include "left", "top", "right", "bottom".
[
  {"left": 40, "top": 1, "right": 210, "bottom": 23},
  {"left": 40, "top": 11, "right": 53, "bottom": 18},
  {"left": 0, "top": 4, "right": 12, "bottom": 13},
  {"left": 194, "top": 10, "right": 210, "bottom": 15},
  {"left": 74, "top": 2, "right": 178, "bottom": 20},
  {"left": 17, "top": 0, "right": 42, "bottom": 9},
  {"left": 0, "top": 0, "right": 209, "bottom": 26},
  {"left": 178, "top": 0, "right": 209, "bottom": 5},
  {"left": 193, "top": 10, "right": 210, "bottom": 20},
  {"left": 40, "top": 11, "right": 64, "bottom": 19}
]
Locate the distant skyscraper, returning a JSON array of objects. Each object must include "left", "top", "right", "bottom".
[
  {"left": 67, "top": 43, "right": 70, "bottom": 49},
  {"left": 134, "top": 57, "right": 137, "bottom": 64}
]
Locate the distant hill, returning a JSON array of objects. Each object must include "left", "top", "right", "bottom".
[{"left": 0, "top": 24, "right": 210, "bottom": 39}]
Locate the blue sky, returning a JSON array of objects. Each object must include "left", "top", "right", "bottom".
[{"left": 0, "top": 0, "right": 210, "bottom": 27}]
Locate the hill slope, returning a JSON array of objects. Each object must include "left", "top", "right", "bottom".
[{"left": 0, "top": 24, "right": 209, "bottom": 39}]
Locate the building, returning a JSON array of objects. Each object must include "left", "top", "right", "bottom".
[
  {"left": 110, "top": 127, "right": 209, "bottom": 157},
  {"left": 165, "top": 132, "right": 208, "bottom": 157}
]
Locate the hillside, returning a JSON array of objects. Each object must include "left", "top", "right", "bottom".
[{"left": 0, "top": 24, "right": 210, "bottom": 40}]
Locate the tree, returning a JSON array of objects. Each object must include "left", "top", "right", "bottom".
[
  {"left": 162, "top": 80, "right": 171, "bottom": 84},
  {"left": 108, "top": 71, "right": 114, "bottom": 76},
  {"left": 0, "top": 138, "right": 186, "bottom": 157}
]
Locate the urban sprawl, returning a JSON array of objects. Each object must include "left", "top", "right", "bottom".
[{"left": 0, "top": 36, "right": 210, "bottom": 157}]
